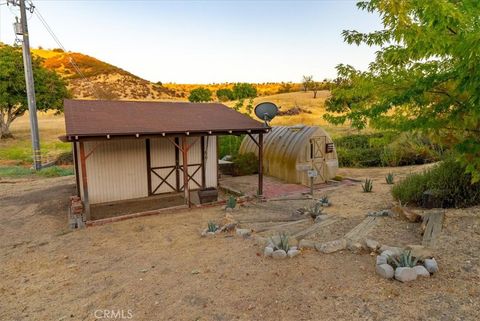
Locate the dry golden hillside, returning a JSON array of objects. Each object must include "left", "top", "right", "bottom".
[{"left": 33, "top": 49, "right": 178, "bottom": 100}]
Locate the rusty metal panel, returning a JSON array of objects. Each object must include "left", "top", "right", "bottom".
[{"left": 84, "top": 139, "right": 148, "bottom": 204}]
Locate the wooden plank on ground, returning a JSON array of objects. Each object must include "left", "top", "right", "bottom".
[
  {"left": 253, "top": 219, "right": 309, "bottom": 233},
  {"left": 344, "top": 216, "right": 379, "bottom": 243},
  {"left": 292, "top": 217, "right": 340, "bottom": 240},
  {"left": 422, "top": 211, "right": 445, "bottom": 247}
]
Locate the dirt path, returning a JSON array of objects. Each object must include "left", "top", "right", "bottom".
[{"left": 1, "top": 165, "right": 479, "bottom": 321}]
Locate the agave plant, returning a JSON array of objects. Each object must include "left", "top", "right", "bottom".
[
  {"left": 319, "top": 195, "right": 329, "bottom": 205},
  {"left": 385, "top": 173, "right": 395, "bottom": 185},
  {"left": 388, "top": 250, "right": 419, "bottom": 268},
  {"left": 305, "top": 201, "right": 324, "bottom": 219},
  {"left": 226, "top": 195, "right": 237, "bottom": 209},
  {"left": 207, "top": 221, "right": 218, "bottom": 233},
  {"left": 362, "top": 178, "right": 373, "bottom": 192},
  {"left": 269, "top": 232, "right": 290, "bottom": 252}
]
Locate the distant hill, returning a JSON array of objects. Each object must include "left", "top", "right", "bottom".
[{"left": 33, "top": 48, "right": 178, "bottom": 100}]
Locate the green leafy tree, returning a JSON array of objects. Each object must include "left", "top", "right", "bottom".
[
  {"left": 0, "top": 45, "right": 69, "bottom": 139},
  {"left": 188, "top": 87, "right": 212, "bottom": 103},
  {"left": 325, "top": 0, "right": 480, "bottom": 181},
  {"left": 216, "top": 88, "right": 234, "bottom": 102},
  {"left": 232, "top": 83, "right": 257, "bottom": 100}
]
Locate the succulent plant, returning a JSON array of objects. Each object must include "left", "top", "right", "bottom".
[
  {"left": 385, "top": 173, "right": 395, "bottom": 184},
  {"left": 269, "top": 232, "right": 290, "bottom": 252},
  {"left": 319, "top": 195, "right": 329, "bottom": 205},
  {"left": 305, "top": 201, "right": 324, "bottom": 219},
  {"left": 207, "top": 221, "right": 218, "bottom": 233},
  {"left": 226, "top": 195, "right": 237, "bottom": 209},
  {"left": 362, "top": 178, "right": 373, "bottom": 192},
  {"left": 388, "top": 250, "right": 419, "bottom": 268}
]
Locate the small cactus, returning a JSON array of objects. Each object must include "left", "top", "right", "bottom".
[
  {"left": 226, "top": 195, "right": 237, "bottom": 209},
  {"left": 269, "top": 232, "right": 290, "bottom": 252},
  {"left": 387, "top": 250, "right": 419, "bottom": 268},
  {"left": 385, "top": 173, "right": 394, "bottom": 184},
  {"left": 207, "top": 221, "right": 218, "bottom": 232},
  {"left": 362, "top": 178, "right": 373, "bottom": 192}
]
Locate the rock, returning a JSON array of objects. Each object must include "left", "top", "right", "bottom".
[
  {"left": 272, "top": 250, "right": 287, "bottom": 259},
  {"left": 395, "top": 267, "right": 417, "bottom": 282},
  {"left": 298, "top": 239, "right": 315, "bottom": 249},
  {"left": 289, "top": 246, "right": 298, "bottom": 251},
  {"left": 376, "top": 264, "right": 394, "bottom": 279},
  {"left": 314, "top": 214, "right": 329, "bottom": 223},
  {"left": 376, "top": 255, "right": 387, "bottom": 265},
  {"left": 315, "top": 239, "right": 347, "bottom": 254},
  {"left": 219, "top": 222, "right": 237, "bottom": 232},
  {"left": 235, "top": 228, "right": 251, "bottom": 237},
  {"left": 405, "top": 245, "right": 433, "bottom": 259},
  {"left": 287, "top": 249, "right": 300, "bottom": 258},
  {"left": 347, "top": 241, "right": 364, "bottom": 253},
  {"left": 365, "top": 239, "right": 380, "bottom": 252},
  {"left": 413, "top": 265, "right": 430, "bottom": 277},
  {"left": 264, "top": 246, "right": 274, "bottom": 257},
  {"left": 225, "top": 207, "right": 233, "bottom": 212},
  {"left": 380, "top": 250, "right": 395, "bottom": 259},
  {"left": 379, "top": 245, "right": 404, "bottom": 256},
  {"left": 424, "top": 258, "right": 439, "bottom": 273}
]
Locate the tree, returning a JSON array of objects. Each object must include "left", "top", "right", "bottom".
[
  {"left": 311, "top": 81, "right": 321, "bottom": 98},
  {"left": 232, "top": 83, "right": 257, "bottom": 100},
  {"left": 324, "top": 0, "right": 480, "bottom": 181},
  {"left": 188, "top": 87, "right": 212, "bottom": 103},
  {"left": 216, "top": 88, "right": 234, "bottom": 102},
  {"left": 0, "top": 45, "right": 69, "bottom": 139},
  {"left": 302, "top": 75, "right": 313, "bottom": 92}
]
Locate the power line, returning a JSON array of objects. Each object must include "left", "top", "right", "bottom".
[{"left": 31, "top": 1, "right": 106, "bottom": 98}]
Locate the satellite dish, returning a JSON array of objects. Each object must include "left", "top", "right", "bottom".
[{"left": 254, "top": 102, "right": 278, "bottom": 125}]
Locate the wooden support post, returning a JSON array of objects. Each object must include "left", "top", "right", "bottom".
[
  {"left": 181, "top": 136, "right": 191, "bottom": 207},
  {"left": 78, "top": 141, "right": 90, "bottom": 221},
  {"left": 175, "top": 137, "right": 180, "bottom": 192},
  {"left": 72, "top": 142, "right": 80, "bottom": 197},
  {"left": 201, "top": 136, "right": 206, "bottom": 189},
  {"left": 258, "top": 133, "right": 264, "bottom": 197},
  {"left": 146, "top": 139, "right": 152, "bottom": 196}
]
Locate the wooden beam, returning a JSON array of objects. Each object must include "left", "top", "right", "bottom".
[
  {"left": 422, "top": 211, "right": 445, "bottom": 247},
  {"left": 201, "top": 136, "right": 206, "bottom": 189},
  {"left": 145, "top": 139, "right": 152, "bottom": 196},
  {"left": 258, "top": 133, "right": 264, "bottom": 197},
  {"left": 292, "top": 217, "right": 340, "bottom": 240},
  {"left": 79, "top": 141, "right": 91, "bottom": 221},
  {"left": 72, "top": 142, "right": 80, "bottom": 197},
  {"left": 175, "top": 137, "right": 180, "bottom": 192},
  {"left": 247, "top": 133, "right": 260, "bottom": 148},
  {"left": 181, "top": 136, "right": 191, "bottom": 207}
]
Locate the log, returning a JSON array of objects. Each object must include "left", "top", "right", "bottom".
[
  {"left": 292, "top": 217, "right": 339, "bottom": 240},
  {"left": 422, "top": 211, "right": 444, "bottom": 247},
  {"left": 344, "top": 216, "right": 379, "bottom": 243}
]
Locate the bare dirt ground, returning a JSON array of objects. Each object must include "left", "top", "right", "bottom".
[{"left": 1, "top": 164, "right": 479, "bottom": 321}]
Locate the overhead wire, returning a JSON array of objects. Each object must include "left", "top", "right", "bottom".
[{"left": 30, "top": 0, "right": 105, "bottom": 98}]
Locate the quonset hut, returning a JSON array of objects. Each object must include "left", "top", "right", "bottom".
[{"left": 238, "top": 125, "right": 338, "bottom": 186}]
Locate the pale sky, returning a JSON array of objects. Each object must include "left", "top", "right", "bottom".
[{"left": 0, "top": 0, "right": 381, "bottom": 83}]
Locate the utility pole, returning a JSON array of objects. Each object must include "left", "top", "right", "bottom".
[{"left": 11, "top": 0, "right": 41, "bottom": 170}]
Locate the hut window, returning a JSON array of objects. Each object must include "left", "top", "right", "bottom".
[
  {"left": 310, "top": 142, "right": 314, "bottom": 159},
  {"left": 326, "top": 143, "right": 334, "bottom": 153}
]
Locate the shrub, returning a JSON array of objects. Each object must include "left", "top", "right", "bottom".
[
  {"left": 392, "top": 158, "right": 480, "bottom": 208},
  {"left": 218, "top": 135, "right": 244, "bottom": 159},
  {"left": 188, "top": 87, "right": 212, "bottom": 102},
  {"left": 232, "top": 152, "right": 258, "bottom": 176},
  {"left": 362, "top": 178, "right": 373, "bottom": 192},
  {"left": 216, "top": 88, "right": 234, "bottom": 102}
]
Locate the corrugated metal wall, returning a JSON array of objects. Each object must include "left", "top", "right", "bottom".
[
  {"left": 75, "top": 136, "right": 218, "bottom": 205},
  {"left": 82, "top": 139, "right": 148, "bottom": 204},
  {"left": 239, "top": 126, "right": 338, "bottom": 185}
]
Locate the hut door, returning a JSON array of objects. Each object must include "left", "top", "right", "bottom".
[{"left": 310, "top": 137, "right": 326, "bottom": 183}]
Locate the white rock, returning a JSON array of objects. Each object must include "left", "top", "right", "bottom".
[
  {"left": 289, "top": 246, "right": 298, "bottom": 251},
  {"left": 264, "top": 246, "right": 274, "bottom": 257},
  {"left": 298, "top": 239, "right": 315, "bottom": 249},
  {"left": 347, "top": 241, "right": 363, "bottom": 253},
  {"left": 424, "top": 258, "right": 439, "bottom": 273},
  {"left": 380, "top": 250, "right": 395, "bottom": 259},
  {"left": 272, "top": 250, "right": 287, "bottom": 259},
  {"left": 376, "top": 264, "right": 394, "bottom": 279},
  {"left": 376, "top": 255, "right": 387, "bottom": 265},
  {"left": 315, "top": 239, "right": 347, "bottom": 254},
  {"left": 413, "top": 265, "right": 430, "bottom": 277},
  {"left": 314, "top": 214, "right": 329, "bottom": 223},
  {"left": 235, "top": 228, "right": 251, "bottom": 237},
  {"left": 365, "top": 239, "right": 380, "bottom": 251},
  {"left": 287, "top": 249, "right": 300, "bottom": 258},
  {"left": 395, "top": 267, "right": 417, "bottom": 282}
]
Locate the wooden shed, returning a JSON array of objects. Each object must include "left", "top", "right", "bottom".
[
  {"left": 61, "top": 100, "right": 269, "bottom": 223},
  {"left": 238, "top": 125, "right": 338, "bottom": 185}
]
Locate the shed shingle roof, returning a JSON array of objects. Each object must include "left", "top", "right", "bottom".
[{"left": 63, "top": 99, "right": 268, "bottom": 139}]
